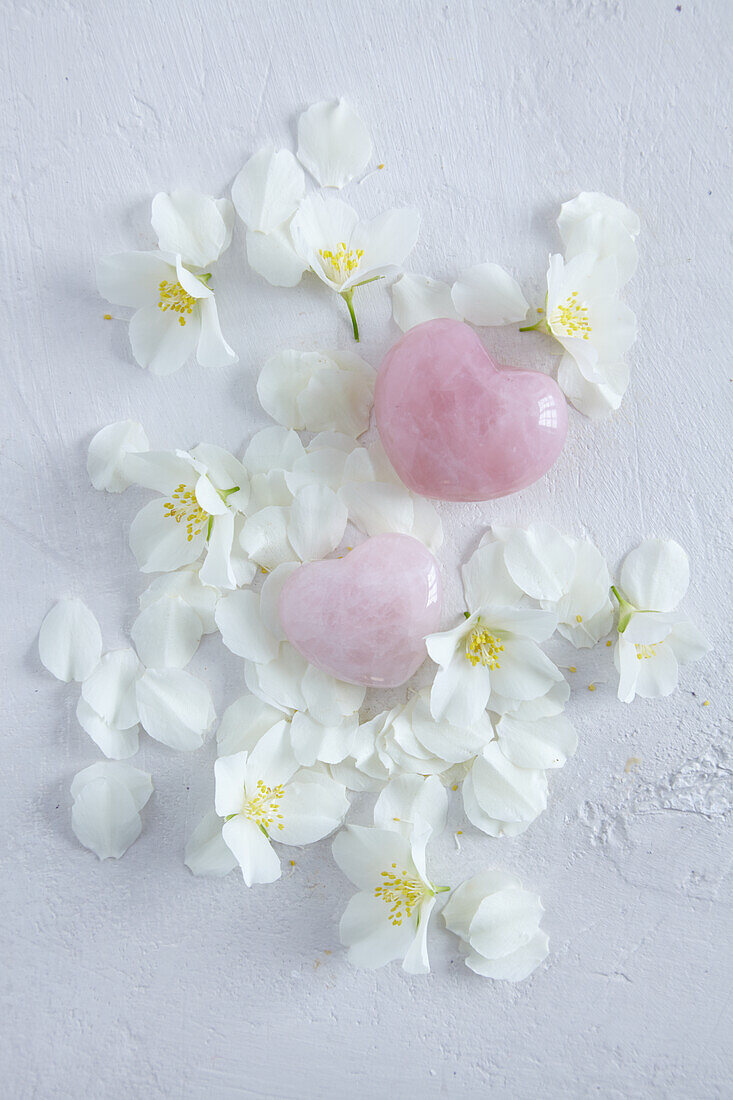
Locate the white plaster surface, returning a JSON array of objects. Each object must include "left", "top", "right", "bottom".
[{"left": 2, "top": 1, "right": 732, "bottom": 1096}]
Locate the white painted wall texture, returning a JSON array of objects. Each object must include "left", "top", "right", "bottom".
[{"left": 2, "top": 0, "right": 732, "bottom": 1096}]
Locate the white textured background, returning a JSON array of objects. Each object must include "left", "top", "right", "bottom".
[{"left": 2, "top": 1, "right": 732, "bottom": 1096}]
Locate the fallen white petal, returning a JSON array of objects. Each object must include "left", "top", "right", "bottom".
[
  {"left": 81, "top": 649, "right": 141, "bottom": 729},
  {"left": 87, "top": 420, "right": 149, "bottom": 493},
  {"left": 184, "top": 810, "right": 238, "bottom": 876},
  {"left": 131, "top": 596, "right": 203, "bottom": 669},
  {"left": 38, "top": 598, "right": 103, "bottom": 683},
  {"left": 451, "top": 263, "right": 529, "bottom": 326},
  {"left": 297, "top": 98, "right": 372, "bottom": 189},
  {"left": 215, "top": 589, "right": 279, "bottom": 663},
  {"left": 135, "top": 668, "right": 215, "bottom": 751},
  {"left": 76, "top": 697, "right": 140, "bottom": 760},
  {"left": 232, "top": 147, "right": 305, "bottom": 234},
  {"left": 392, "top": 273, "right": 461, "bottom": 332}
]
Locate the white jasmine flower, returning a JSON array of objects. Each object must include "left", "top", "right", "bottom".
[
  {"left": 124, "top": 446, "right": 252, "bottom": 589},
  {"left": 38, "top": 598, "right": 102, "bottom": 683},
  {"left": 257, "top": 348, "right": 375, "bottom": 436},
  {"left": 296, "top": 98, "right": 372, "bottom": 189},
  {"left": 373, "top": 775, "right": 448, "bottom": 841},
  {"left": 558, "top": 191, "right": 640, "bottom": 287},
  {"left": 70, "top": 762, "right": 153, "bottom": 860},
  {"left": 443, "top": 871, "right": 548, "bottom": 981},
  {"left": 489, "top": 525, "right": 613, "bottom": 648},
  {"left": 450, "top": 263, "right": 529, "bottom": 326},
  {"left": 97, "top": 190, "right": 237, "bottom": 375},
  {"left": 612, "top": 539, "right": 710, "bottom": 703},
  {"left": 289, "top": 194, "right": 420, "bottom": 340},
  {"left": 427, "top": 540, "right": 562, "bottom": 726},
  {"left": 215, "top": 724, "right": 349, "bottom": 886},
  {"left": 87, "top": 420, "right": 149, "bottom": 493},
  {"left": 332, "top": 823, "right": 447, "bottom": 973},
  {"left": 135, "top": 668, "right": 215, "bottom": 751},
  {"left": 462, "top": 742, "right": 548, "bottom": 837},
  {"left": 392, "top": 273, "right": 460, "bottom": 331}
]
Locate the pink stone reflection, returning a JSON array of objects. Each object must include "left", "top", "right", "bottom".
[
  {"left": 278, "top": 533, "right": 442, "bottom": 688},
  {"left": 374, "top": 319, "right": 568, "bottom": 502}
]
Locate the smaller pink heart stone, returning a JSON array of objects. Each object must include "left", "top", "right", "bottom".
[
  {"left": 375, "top": 319, "right": 568, "bottom": 501},
  {"left": 278, "top": 533, "right": 442, "bottom": 688}
]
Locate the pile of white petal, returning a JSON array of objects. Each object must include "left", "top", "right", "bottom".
[{"left": 39, "top": 99, "right": 711, "bottom": 982}]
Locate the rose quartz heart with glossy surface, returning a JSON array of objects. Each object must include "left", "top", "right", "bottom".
[
  {"left": 375, "top": 319, "right": 567, "bottom": 501},
  {"left": 278, "top": 533, "right": 442, "bottom": 688}
]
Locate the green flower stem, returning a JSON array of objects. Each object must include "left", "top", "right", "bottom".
[
  {"left": 206, "top": 515, "right": 214, "bottom": 541},
  {"left": 198, "top": 272, "right": 212, "bottom": 285},
  {"left": 219, "top": 485, "right": 240, "bottom": 500},
  {"left": 519, "top": 317, "right": 546, "bottom": 333},
  {"left": 611, "top": 585, "right": 635, "bottom": 633},
  {"left": 435, "top": 885, "right": 451, "bottom": 894},
  {"left": 341, "top": 289, "right": 360, "bottom": 342}
]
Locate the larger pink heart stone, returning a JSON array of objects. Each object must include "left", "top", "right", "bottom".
[
  {"left": 278, "top": 533, "right": 442, "bottom": 688},
  {"left": 374, "top": 319, "right": 567, "bottom": 501}
]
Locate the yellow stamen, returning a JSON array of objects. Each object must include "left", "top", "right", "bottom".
[
  {"left": 588, "top": 683, "right": 596, "bottom": 691},
  {"left": 374, "top": 863, "right": 427, "bottom": 927},
  {"left": 635, "top": 642, "right": 662, "bottom": 660},
  {"left": 576, "top": 614, "right": 583, "bottom": 623},
  {"left": 465, "top": 625, "right": 504, "bottom": 669},
  {"left": 318, "top": 242, "right": 364, "bottom": 283},
  {"left": 243, "top": 778, "right": 286, "bottom": 832},
  {"left": 549, "top": 290, "right": 592, "bottom": 340},
  {"left": 158, "top": 279, "right": 196, "bottom": 326},
  {"left": 103, "top": 313, "right": 112, "bottom": 320},
  {"left": 163, "top": 483, "right": 208, "bottom": 542}
]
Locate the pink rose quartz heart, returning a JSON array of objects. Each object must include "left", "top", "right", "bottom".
[
  {"left": 278, "top": 533, "right": 442, "bottom": 688},
  {"left": 374, "top": 319, "right": 567, "bottom": 502}
]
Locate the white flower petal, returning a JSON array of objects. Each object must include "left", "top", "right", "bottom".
[
  {"left": 451, "top": 263, "right": 529, "bottom": 326},
  {"left": 81, "top": 649, "right": 141, "bottom": 729},
  {"left": 277, "top": 770, "right": 349, "bottom": 845},
  {"left": 131, "top": 596, "right": 202, "bottom": 670},
  {"left": 558, "top": 192, "right": 640, "bottom": 239},
  {"left": 257, "top": 349, "right": 318, "bottom": 428},
  {"left": 244, "top": 643, "right": 308, "bottom": 713},
  {"left": 392, "top": 273, "right": 460, "bottom": 332},
  {"left": 496, "top": 712, "right": 577, "bottom": 770},
  {"left": 135, "top": 668, "right": 215, "bottom": 750},
  {"left": 466, "top": 743, "right": 547, "bottom": 833},
  {"left": 87, "top": 420, "right": 149, "bottom": 493},
  {"left": 70, "top": 761, "right": 153, "bottom": 811},
  {"left": 128, "top": 301, "right": 200, "bottom": 375},
  {"left": 347, "top": 207, "right": 421, "bottom": 289},
  {"left": 373, "top": 775, "right": 447, "bottom": 840},
  {"left": 461, "top": 538, "right": 524, "bottom": 611},
  {"left": 338, "top": 481, "right": 413, "bottom": 539},
  {"left": 217, "top": 695, "right": 287, "bottom": 757},
  {"left": 222, "top": 814, "right": 281, "bottom": 886},
  {"left": 76, "top": 698, "right": 139, "bottom": 760},
  {"left": 215, "top": 589, "right": 279, "bottom": 663},
  {"left": 557, "top": 353, "right": 628, "bottom": 418},
  {"left": 71, "top": 777, "right": 142, "bottom": 860},
  {"left": 184, "top": 810, "right": 238, "bottom": 876},
  {"left": 339, "top": 890, "right": 417, "bottom": 969},
  {"left": 290, "top": 194, "right": 360, "bottom": 289},
  {"left": 296, "top": 353, "right": 375, "bottom": 437},
  {"left": 498, "top": 524, "right": 576, "bottom": 602},
  {"left": 465, "top": 931, "right": 549, "bottom": 981},
  {"left": 297, "top": 98, "right": 372, "bottom": 189},
  {"left": 123, "top": 449, "right": 196, "bottom": 493},
  {"left": 232, "top": 147, "right": 305, "bottom": 234},
  {"left": 287, "top": 484, "right": 347, "bottom": 561},
  {"left": 619, "top": 538, "right": 690, "bottom": 612},
  {"left": 402, "top": 894, "right": 435, "bottom": 975},
  {"left": 487, "top": 638, "right": 563, "bottom": 704},
  {"left": 38, "top": 598, "right": 102, "bottom": 683},
  {"left": 301, "top": 665, "right": 365, "bottom": 727},
  {"left": 332, "top": 824, "right": 413, "bottom": 890},
  {"left": 429, "top": 654, "right": 493, "bottom": 727},
  {"left": 259, "top": 562, "right": 300, "bottom": 640},
  {"left": 561, "top": 211, "right": 638, "bottom": 287},
  {"left": 666, "top": 620, "right": 711, "bottom": 665},
  {"left": 214, "top": 751, "right": 249, "bottom": 816},
  {"left": 96, "top": 251, "right": 173, "bottom": 309},
  {"left": 151, "top": 190, "right": 233, "bottom": 268},
  {"left": 199, "top": 512, "right": 237, "bottom": 590},
  {"left": 244, "top": 426, "right": 307, "bottom": 476},
  {"left": 129, "top": 498, "right": 206, "bottom": 574},
  {"left": 442, "top": 871, "right": 521, "bottom": 939},
  {"left": 196, "top": 295, "right": 238, "bottom": 370},
  {"left": 468, "top": 888, "right": 544, "bottom": 960},
  {"left": 289, "top": 712, "right": 356, "bottom": 767},
  {"left": 239, "top": 505, "right": 294, "bottom": 571},
  {"left": 139, "top": 568, "right": 219, "bottom": 633},
  {"left": 245, "top": 225, "right": 307, "bottom": 287}
]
